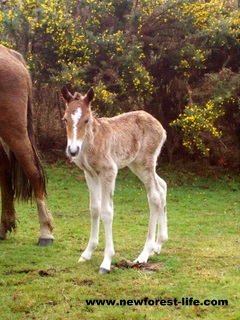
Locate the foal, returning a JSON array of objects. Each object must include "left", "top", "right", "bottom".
[{"left": 62, "top": 86, "right": 168, "bottom": 274}]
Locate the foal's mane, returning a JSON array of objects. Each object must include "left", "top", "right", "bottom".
[
  {"left": 72, "top": 92, "right": 84, "bottom": 100},
  {"left": 92, "top": 110, "right": 99, "bottom": 119}
]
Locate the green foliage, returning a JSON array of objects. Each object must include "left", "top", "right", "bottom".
[{"left": 0, "top": 0, "right": 239, "bottom": 161}]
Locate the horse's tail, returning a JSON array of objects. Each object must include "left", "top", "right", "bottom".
[{"left": 10, "top": 94, "right": 47, "bottom": 202}]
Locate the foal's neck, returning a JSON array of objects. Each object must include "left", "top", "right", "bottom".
[{"left": 85, "top": 113, "right": 98, "bottom": 143}]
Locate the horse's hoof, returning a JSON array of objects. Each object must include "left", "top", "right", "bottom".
[
  {"left": 0, "top": 233, "right": 7, "bottom": 240},
  {"left": 0, "top": 227, "right": 7, "bottom": 240},
  {"left": 38, "top": 238, "right": 54, "bottom": 246},
  {"left": 78, "top": 256, "right": 87, "bottom": 263},
  {"left": 99, "top": 268, "right": 110, "bottom": 274}
]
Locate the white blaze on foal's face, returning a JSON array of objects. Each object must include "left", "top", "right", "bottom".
[
  {"left": 66, "top": 107, "right": 84, "bottom": 157},
  {"left": 71, "top": 107, "right": 82, "bottom": 148}
]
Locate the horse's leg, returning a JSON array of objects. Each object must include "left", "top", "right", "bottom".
[
  {"left": 0, "top": 144, "right": 16, "bottom": 239},
  {"left": 154, "top": 175, "right": 168, "bottom": 255},
  {"left": 99, "top": 165, "right": 118, "bottom": 274},
  {"left": 79, "top": 172, "right": 101, "bottom": 262},
  {"left": 6, "top": 136, "right": 54, "bottom": 245},
  {"left": 128, "top": 163, "right": 167, "bottom": 263}
]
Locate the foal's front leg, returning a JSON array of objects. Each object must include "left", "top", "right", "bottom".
[
  {"left": 99, "top": 167, "right": 117, "bottom": 274},
  {"left": 79, "top": 173, "right": 101, "bottom": 262}
]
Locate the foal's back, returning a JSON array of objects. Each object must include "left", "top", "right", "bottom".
[{"left": 91, "top": 110, "right": 166, "bottom": 169}]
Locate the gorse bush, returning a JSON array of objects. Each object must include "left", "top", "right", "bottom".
[
  {"left": 171, "top": 100, "right": 224, "bottom": 155},
  {"left": 0, "top": 0, "right": 239, "bottom": 165}
]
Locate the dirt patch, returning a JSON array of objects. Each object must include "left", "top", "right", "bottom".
[{"left": 113, "top": 260, "right": 165, "bottom": 272}]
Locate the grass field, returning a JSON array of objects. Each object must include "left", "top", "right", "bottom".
[{"left": 0, "top": 162, "right": 239, "bottom": 319}]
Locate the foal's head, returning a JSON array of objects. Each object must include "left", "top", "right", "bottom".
[{"left": 61, "top": 87, "right": 94, "bottom": 158}]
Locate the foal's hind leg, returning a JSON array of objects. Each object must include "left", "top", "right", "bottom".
[
  {"left": 129, "top": 163, "right": 167, "bottom": 263},
  {"left": 6, "top": 136, "right": 54, "bottom": 245},
  {"left": 137, "top": 177, "right": 164, "bottom": 263},
  {"left": 153, "top": 175, "right": 168, "bottom": 255},
  {"left": 0, "top": 144, "right": 16, "bottom": 239}
]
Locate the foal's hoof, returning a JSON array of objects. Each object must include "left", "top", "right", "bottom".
[
  {"left": 78, "top": 256, "right": 87, "bottom": 263},
  {"left": 99, "top": 268, "right": 110, "bottom": 275},
  {"left": 38, "top": 238, "right": 54, "bottom": 246}
]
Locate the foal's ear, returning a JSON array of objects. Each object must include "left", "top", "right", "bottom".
[
  {"left": 84, "top": 88, "right": 94, "bottom": 104},
  {"left": 61, "top": 86, "right": 73, "bottom": 103}
]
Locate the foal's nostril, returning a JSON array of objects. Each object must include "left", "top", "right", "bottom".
[{"left": 68, "top": 146, "right": 80, "bottom": 157}]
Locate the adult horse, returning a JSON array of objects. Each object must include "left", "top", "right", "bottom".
[
  {"left": 61, "top": 86, "right": 168, "bottom": 274},
  {"left": 0, "top": 44, "right": 54, "bottom": 245}
]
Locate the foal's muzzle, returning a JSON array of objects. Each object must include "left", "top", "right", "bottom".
[{"left": 68, "top": 146, "right": 80, "bottom": 157}]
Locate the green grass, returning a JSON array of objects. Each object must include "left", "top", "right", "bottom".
[{"left": 0, "top": 162, "right": 239, "bottom": 319}]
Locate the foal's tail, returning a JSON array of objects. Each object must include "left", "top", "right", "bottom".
[{"left": 10, "top": 95, "right": 47, "bottom": 202}]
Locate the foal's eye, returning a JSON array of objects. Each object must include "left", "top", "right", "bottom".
[{"left": 84, "top": 119, "right": 89, "bottom": 124}]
